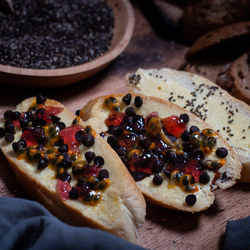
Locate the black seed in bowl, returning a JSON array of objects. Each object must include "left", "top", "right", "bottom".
[{"left": 0, "top": 0, "right": 114, "bottom": 69}]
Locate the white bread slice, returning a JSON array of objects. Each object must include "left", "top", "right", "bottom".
[
  {"left": 80, "top": 93, "right": 241, "bottom": 212},
  {"left": 127, "top": 68, "right": 250, "bottom": 182},
  {"left": 0, "top": 97, "right": 146, "bottom": 243}
]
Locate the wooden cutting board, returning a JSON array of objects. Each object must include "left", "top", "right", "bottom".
[{"left": 0, "top": 2, "right": 249, "bottom": 249}]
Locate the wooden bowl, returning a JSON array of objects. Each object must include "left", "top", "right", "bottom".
[{"left": 0, "top": 0, "right": 134, "bottom": 87}]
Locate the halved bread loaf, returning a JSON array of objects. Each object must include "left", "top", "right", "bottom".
[
  {"left": 127, "top": 68, "right": 250, "bottom": 182},
  {"left": 80, "top": 93, "right": 241, "bottom": 212},
  {"left": 0, "top": 97, "right": 146, "bottom": 243}
]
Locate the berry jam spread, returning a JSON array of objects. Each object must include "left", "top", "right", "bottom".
[
  {"left": 59, "top": 125, "right": 84, "bottom": 153},
  {"left": 103, "top": 95, "right": 229, "bottom": 197},
  {"left": 4, "top": 96, "right": 110, "bottom": 206}
]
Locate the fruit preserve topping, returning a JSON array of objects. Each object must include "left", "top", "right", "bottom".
[
  {"left": 59, "top": 125, "right": 84, "bottom": 153},
  {"left": 57, "top": 179, "right": 71, "bottom": 201},
  {"left": 162, "top": 115, "right": 187, "bottom": 138},
  {"left": 103, "top": 94, "right": 228, "bottom": 195},
  {"left": 36, "top": 107, "right": 63, "bottom": 124},
  {"left": 105, "top": 112, "right": 125, "bottom": 127},
  {"left": 4, "top": 95, "right": 110, "bottom": 206}
]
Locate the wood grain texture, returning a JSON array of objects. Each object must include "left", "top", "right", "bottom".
[{"left": 0, "top": 1, "right": 249, "bottom": 249}]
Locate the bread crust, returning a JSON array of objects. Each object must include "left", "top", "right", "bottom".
[
  {"left": 127, "top": 68, "right": 250, "bottom": 183},
  {"left": 186, "top": 22, "right": 250, "bottom": 59},
  {"left": 228, "top": 53, "right": 250, "bottom": 105},
  {"left": 80, "top": 93, "right": 242, "bottom": 212},
  {"left": 0, "top": 97, "right": 146, "bottom": 243}
]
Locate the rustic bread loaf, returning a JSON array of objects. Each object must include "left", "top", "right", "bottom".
[
  {"left": 181, "top": 0, "right": 250, "bottom": 42},
  {"left": 0, "top": 97, "right": 146, "bottom": 243},
  {"left": 80, "top": 93, "right": 241, "bottom": 212},
  {"left": 127, "top": 68, "right": 250, "bottom": 182},
  {"left": 228, "top": 52, "right": 250, "bottom": 105}
]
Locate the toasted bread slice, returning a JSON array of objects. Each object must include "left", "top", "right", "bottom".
[
  {"left": 80, "top": 93, "right": 241, "bottom": 212},
  {"left": 228, "top": 52, "right": 250, "bottom": 105},
  {"left": 127, "top": 68, "right": 250, "bottom": 182},
  {"left": 0, "top": 97, "right": 146, "bottom": 243},
  {"left": 186, "top": 22, "right": 250, "bottom": 59}
]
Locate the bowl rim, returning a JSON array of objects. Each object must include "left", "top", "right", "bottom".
[{"left": 0, "top": 0, "right": 135, "bottom": 78}]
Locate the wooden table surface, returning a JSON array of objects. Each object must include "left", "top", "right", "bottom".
[{"left": 0, "top": 1, "right": 249, "bottom": 249}]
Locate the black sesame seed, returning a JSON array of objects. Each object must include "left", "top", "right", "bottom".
[
  {"left": 180, "top": 114, "right": 189, "bottom": 123},
  {"left": 12, "top": 142, "right": 19, "bottom": 153},
  {"left": 5, "top": 133, "right": 14, "bottom": 142},
  {"left": 85, "top": 151, "right": 96, "bottom": 163},
  {"left": 36, "top": 95, "right": 47, "bottom": 104},
  {"left": 11, "top": 111, "right": 21, "bottom": 120},
  {"left": 59, "top": 172, "right": 71, "bottom": 182},
  {"left": 182, "top": 175, "right": 189, "bottom": 186},
  {"left": 37, "top": 158, "right": 49, "bottom": 170},
  {"left": 107, "top": 135, "right": 117, "bottom": 148},
  {"left": 181, "top": 130, "right": 190, "bottom": 142},
  {"left": 0, "top": 127, "right": 5, "bottom": 137},
  {"left": 37, "top": 135, "right": 48, "bottom": 145},
  {"left": 163, "top": 169, "right": 171, "bottom": 177},
  {"left": 82, "top": 134, "right": 95, "bottom": 147},
  {"left": 185, "top": 194, "right": 197, "bottom": 206},
  {"left": 57, "top": 122, "right": 66, "bottom": 130},
  {"left": 199, "top": 172, "right": 210, "bottom": 184},
  {"left": 94, "top": 156, "right": 104, "bottom": 166},
  {"left": 51, "top": 115, "right": 60, "bottom": 123},
  {"left": 125, "top": 107, "right": 135, "bottom": 116},
  {"left": 69, "top": 187, "right": 79, "bottom": 199},
  {"left": 165, "top": 150, "right": 177, "bottom": 162},
  {"left": 182, "top": 142, "right": 193, "bottom": 152},
  {"left": 4, "top": 110, "right": 13, "bottom": 120},
  {"left": 5, "top": 123, "right": 15, "bottom": 134},
  {"left": 99, "top": 132, "right": 105, "bottom": 138},
  {"left": 152, "top": 161, "right": 164, "bottom": 173},
  {"left": 134, "top": 96, "right": 143, "bottom": 108},
  {"left": 19, "top": 118, "right": 29, "bottom": 128},
  {"left": 75, "top": 110, "right": 80, "bottom": 116},
  {"left": 216, "top": 147, "right": 228, "bottom": 158},
  {"left": 98, "top": 169, "right": 109, "bottom": 179},
  {"left": 59, "top": 144, "right": 68, "bottom": 153},
  {"left": 116, "top": 146, "right": 126, "bottom": 156},
  {"left": 190, "top": 126, "right": 200, "bottom": 134},
  {"left": 122, "top": 93, "right": 132, "bottom": 105},
  {"left": 153, "top": 174, "right": 163, "bottom": 185},
  {"left": 75, "top": 130, "right": 85, "bottom": 143}
]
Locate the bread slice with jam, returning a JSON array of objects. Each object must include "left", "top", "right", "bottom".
[
  {"left": 0, "top": 96, "right": 146, "bottom": 243},
  {"left": 127, "top": 68, "right": 250, "bottom": 183},
  {"left": 80, "top": 93, "right": 242, "bottom": 212}
]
